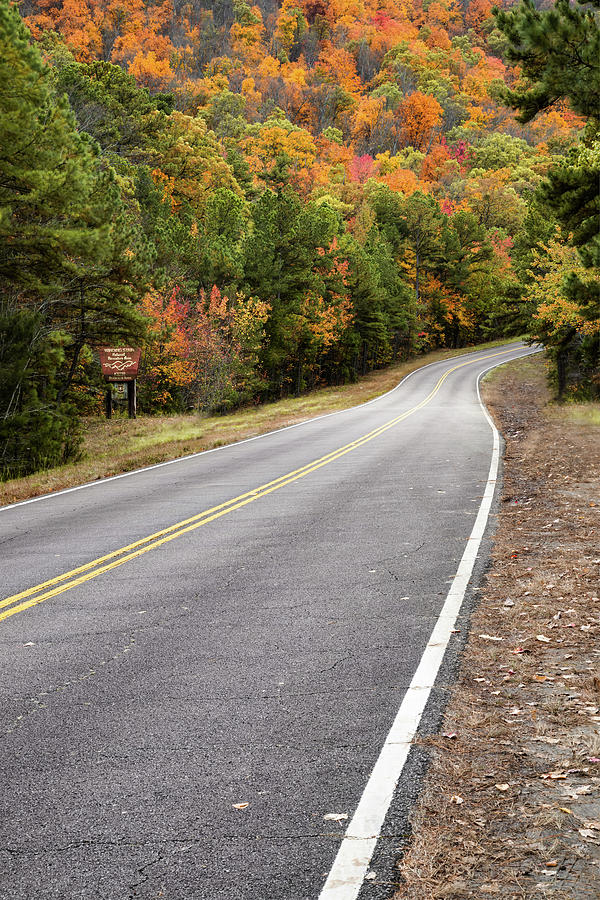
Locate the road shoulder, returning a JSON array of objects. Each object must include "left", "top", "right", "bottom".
[{"left": 393, "top": 354, "right": 600, "bottom": 899}]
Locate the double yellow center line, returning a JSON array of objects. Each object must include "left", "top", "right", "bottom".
[{"left": 0, "top": 348, "right": 516, "bottom": 624}]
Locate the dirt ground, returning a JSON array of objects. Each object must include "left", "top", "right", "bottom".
[{"left": 393, "top": 354, "right": 600, "bottom": 899}]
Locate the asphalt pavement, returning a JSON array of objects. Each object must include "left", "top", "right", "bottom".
[{"left": 0, "top": 343, "right": 533, "bottom": 899}]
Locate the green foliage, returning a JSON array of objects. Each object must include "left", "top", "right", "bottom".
[
  {"left": 443, "top": 210, "right": 494, "bottom": 291},
  {"left": 371, "top": 82, "right": 403, "bottom": 111},
  {"left": 200, "top": 90, "right": 247, "bottom": 141},
  {"left": 343, "top": 237, "right": 393, "bottom": 370},
  {"left": 52, "top": 59, "right": 170, "bottom": 161},
  {"left": 495, "top": 0, "right": 600, "bottom": 122},
  {"left": 199, "top": 188, "right": 248, "bottom": 289},
  {"left": 243, "top": 187, "right": 338, "bottom": 392},
  {"left": 0, "top": 306, "right": 81, "bottom": 479},
  {"left": 474, "top": 134, "right": 532, "bottom": 171},
  {"left": 0, "top": 2, "right": 95, "bottom": 298},
  {"left": 512, "top": 196, "right": 557, "bottom": 281},
  {"left": 542, "top": 141, "right": 600, "bottom": 319},
  {"left": 390, "top": 147, "right": 426, "bottom": 174},
  {"left": 321, "top": 127, "right": 343, "bottom": 144},
  {"left": 496, "top": 0, "right": 600, "bottom": 395},
  {"left": 0, "top": 0, "right": 149, "bottom": 474}
]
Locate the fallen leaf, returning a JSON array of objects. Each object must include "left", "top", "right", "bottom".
[
  {"left": 364, "top": 871, "right": 376, "bottom": 881},
  {"left": 537, "top": 635, "right": 551, "bottom": 643},
  {"left": 233, "top": 803, "right": 249, "bottom": 810},
  {"left": 450, "top": 794, "right": 464, "bottom": 804},
  {"left": 480, "top": 634, "right": 503, "bottom": 641},
  {"left": 442, "top": 732, "right": 457, "bottom": 739},
  {"left": 540, "top": 771, "right": 567, "bottom": 780},
  {"left": 545, "top": 860, "right": 558, "bottom": 868},
  {"left": 436, "top": 882, "right": 467, "bottom": 897},
  {"left": 578, "top": 828, "right": 599, "bottom": 842},
  {"left": 495, "top": 783, "right": 510, "bottom": 791},
  {"left": 323, "top": 812, "right": 348, "bottom": 822}
]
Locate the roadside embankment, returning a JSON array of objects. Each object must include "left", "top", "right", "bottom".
[{"left": 393, "top": 353, "right": 600, "bottom": 898}]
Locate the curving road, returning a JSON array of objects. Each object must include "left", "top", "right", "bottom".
[{"left": 0, "top": 343, "right": 533, "bottom": 900}]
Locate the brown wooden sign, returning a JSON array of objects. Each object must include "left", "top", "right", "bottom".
[{"left": 98, "top": 347, "right": 141, "bottom": 381}]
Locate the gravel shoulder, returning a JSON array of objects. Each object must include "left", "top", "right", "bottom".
[{"left": 393, "top": 353, "right": 600, "bottom": 899}]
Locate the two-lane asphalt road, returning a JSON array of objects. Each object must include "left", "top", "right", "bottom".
[{"left": 0, "top": 343, "right": 533, "bottom": 899}]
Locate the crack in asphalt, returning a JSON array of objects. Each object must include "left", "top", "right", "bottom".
[
  {"left": 0, "top": 831, "right": 339, "bottom": 855},
  {"left": 128, "top": 854, "right": 166, "bottom": 898},
  {"left": 0, "top": 532, "right": 30, "bottom": 547},
  {"left": 319, "top": 655, "right": 353, "bottom": 674}
]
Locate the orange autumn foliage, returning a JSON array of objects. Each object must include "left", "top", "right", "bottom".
[
  {"left": 381, "top": 167, "right": 420, "bottom": 195},
  {"left": 398, "top": 92, "right": 443, "bottom": 151},
  {"left": 420, "top": 143, "right": 452, "bottom": 181},
  {"left": 465, "top": 0, "right": 494, "bottom": 32}
]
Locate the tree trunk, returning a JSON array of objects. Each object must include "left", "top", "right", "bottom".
[
  {"left": 556, "top": 327, "right": 576, "bottom": 399},
  {"left": 415, "top": 250, "right": 420, "bottom": 307},
  {"left": 57, "top": 285, "right": 86, "bottom": 405}
]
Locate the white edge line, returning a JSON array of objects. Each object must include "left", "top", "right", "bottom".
[
  {"left": 0, "top": 342, "right": 530, "bottom": 513},
  {"left": 317, "top": 347, "right": 542, "bottom": 900}
]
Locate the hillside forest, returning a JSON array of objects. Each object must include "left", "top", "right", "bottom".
[{"left": 1, "top": 0, "right": 598, "bottom": 478}]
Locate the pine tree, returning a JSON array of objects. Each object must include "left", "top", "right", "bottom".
[
  {"left": 494, "top": 0, "right": 600, "bottom": 123},
  {"left": 53, "top": 58, "right": 172, "bottom": 162},
  {"left": 495, "top": 0, "right": 600, "bottom": 395},
  {"left": 0, "top": 0, "right": 97, "bottom": 297},
  {"left": 0, "top": 307, "right": 79, "bottom": 479},
  {"left": 0, "top": 0, "right": 150, "bottom": 474}
]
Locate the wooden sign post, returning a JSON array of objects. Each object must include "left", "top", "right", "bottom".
[{"left": 98, "top": 347, "right": 141, "bottom": 419}]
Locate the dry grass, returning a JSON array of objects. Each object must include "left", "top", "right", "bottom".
[
  {"left": 393, "top": 354, "right": 600, "bottom": 899},
  {"left": 548, "top": 403, "right": 600, "bottom": 428},
  {"left": 0, "top": 339, "right": 518, "bottom": 507}
]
